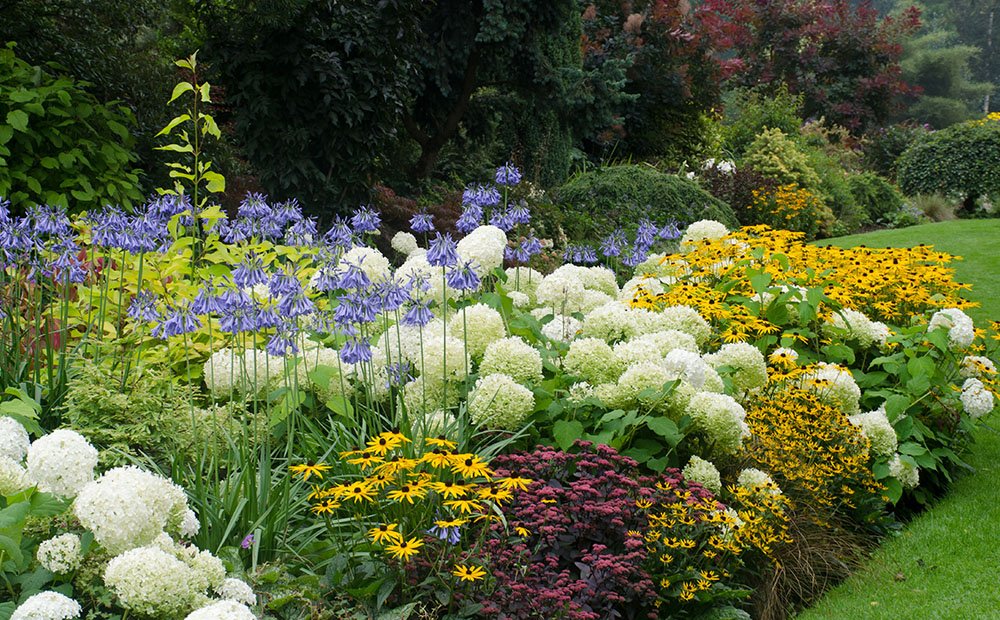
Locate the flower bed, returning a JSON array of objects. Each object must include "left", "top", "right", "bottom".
[{"left": 0, "top": 164, "right": 997, "bottom": 618}]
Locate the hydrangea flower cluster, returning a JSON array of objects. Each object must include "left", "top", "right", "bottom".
[
  {"left": 11, "top": 591, "right": 82, "bottom": 620},
  {"left": 848, "top": 404, "right": 898, "bottom": 457},
  {"left": 26, "top": 429, "right": 98, "bottom": 499},
  {"left": 36, "top": 533, "right": 82, "bottom": 574},
  {"left": 928, "top": 307, "right": 975, "bottom": 349}
]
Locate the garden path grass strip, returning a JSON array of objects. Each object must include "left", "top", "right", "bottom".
[{"left": 797, "top": 219, "right": 1000, "bottom": 619}]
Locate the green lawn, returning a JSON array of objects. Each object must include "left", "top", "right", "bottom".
[{"left": 797, "top": 219, "right": 1000, "bottom": 620}]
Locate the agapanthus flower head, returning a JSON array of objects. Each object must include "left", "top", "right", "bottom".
[
  {"left": 658, "top": 220, "right": 682, "bottom": 240},
  {"left": 333, "top": 291, "right": 379, "bottom": 326},
  {"left": 341, "top": 337, "right": 372, "bottom": 364},
  {"left": 488, "top": 207, "right": 516, "bottom": 232},
  {"left": 323, "top": 216, "right": 355, "bottom": 249},
  {"left": 350, "top": 205, "right": 381, "bottom": 233},
  {"left": 377, "top": 277, "right": 412, "bottom": 311},
  {"left": 508, "top": 203, "right": 531, "bottom": 225},
  {"left": 30, "top": 204, "right": 73, "bottom": 238},
  {"left": 266, "top": 328, "right": 299, "bottom": 357},
  {"left": 427, "top": 232, "right": 459, "bottom": 268},
  {"left": 284, "top": 216, "right": 317, "bottom": 246},
  {"left": 600, "top": 230, "right": 626, "bottom": 258},
  {"left": 385, "top": 361, "right": 414, "bottom": 388},
  {"left": 338, "top": 260, "right": 372, "bottom": 290},
  {"left": 621, "top": 246, "right": 648, "bottom": 268},
  {"left": 237, "top": 192, "right": 272, "bottom": 220},
  {"left": 190, "top": 284, "right": 224, "bottom": 316},
  {"left": 427, "top": 522, "right": 462, "bottom": 545},
  {"left": 278, "top": 292, "right": 315, "bottom": 318},
  {"left": 495, "top": 162, "right": 522, "bottom": 186},
  {"left": 232, "top": 253, "right": 268, "bottom": 289},
  {"left": 462, "top": 184, "right": 501, "bottom": 209},
  {"left": 152, "top": 304, "right": 202, "bottom": 339},
  {"left": 410, "top": 211, "right": 436, "bottom": 233},
  {"left": 635, "top": 219, "right": 658, "bottom": 251},
  {"left": 402, "top": 300, "right": 434, "bottom": 327},
  {"left": 269, "top": 270, "right": 302, "bottom": 298},
  {"left": 563, "top": 244, "right": 598, "bottom": 265},
  {"left": 274, "top": 198, "right": 304, "bottom": 226},
  {"left": 445, "top": 261, "right": 481, "bottom": 291},
  {"left": 128, "top": 290, "right": 161, "bottom": 323},
  {"left": 456, "top": 203, "right": 483, "bottom": 234}
]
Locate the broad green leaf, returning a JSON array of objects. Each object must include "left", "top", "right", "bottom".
[
  {"left": 6, "top": 109, "right": 29, "bottom": 132},
  {"left": 646, "top": 416, "right": 681, "bottom": 445},
  {"left": 0, "top": 534, "right": 22, "bottom": 566},
  {"left": 203, "top": 170, "right": 226, "bottom": 193},
  {"left": 156, "top": 113, "right": 191, "bottom": 137},
  {"left": 169, "top": 81, "right": 195, "bottom": 103},
  {"left": 552, "top": 419, "right": 583, "bottom": 451},
  {"left": 326, "top": 395, "right": 354, "bottom": 418}
]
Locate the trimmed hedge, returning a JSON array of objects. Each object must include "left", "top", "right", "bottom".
[
  {"left": 553, "top": 164, "right": 738, "bottom": 240},
  {"left": 897, "top": 118, "right": 1000, "bottom": 210}
]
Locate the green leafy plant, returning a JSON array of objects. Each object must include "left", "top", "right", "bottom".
[
  {"left": 0, "top": 43, "right": 144, "bottom": 213},
  {"left": 156, "top": 52, "right": 225, "bottom": 211}
]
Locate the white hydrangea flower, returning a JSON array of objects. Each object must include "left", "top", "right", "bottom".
[
  {"left": 564, "top": 337, "right": 623, "bottom": 385},
  {"left": 801, "top": 362, "right": 862, "bottom": 415},
  {"left": 414, "top": 334, "right": 469, "bottom": 382},
  {"left": 203, "top": 348, "right": 285, "bottom": 398},
  {"left": 848, "top": 404, "right": 897, "bottom": 457},
  {"left": 680, "top": 219, "right": 729, "bottom": 250},
  {"left": 0, "top": 455, "right": 28, "bottom": 496},
  {"left": 580, "top": 302, "right": 639, "bottom": 342},
  {"left": 185, "top": 600, "right": 257, "bottom": 620},
  {"left": 37, "top": 533, "right": 82, "bottom": 574},
  {"left": 584, "top": 266, "right": 620, "bottom": 298},
  {"left": 468, "top": 374, "right": 535, "bottom": 430},
  {"left": 961, "top": 378, "right": 994, "bottom": 419},
  {"left": 567, "top": 382, "right": 594, "bottom": 404},
  {"left": 338, "top": 246, "right": 391, "bottom": 284},
  {"left": 662, "top": 349, "right": 709, "bottom": 390},
  {"left": 613, "top": 338, "right": 664, "bottom": 368},
  {"left": 686, "top": 392, "right": 749, "bottom": 456},
  {"left": 701, "top": 366, "right": 726, "bottom": 393},
  {"left": 0, "top": 416, "right": 30, "bottom": 463},
  {"left": 823, "top": 308, "right": 882, "bottom": 348},
  {"left": 538, "top": 313, "right": 581, "bottom": 343},
  {"left": 74, "top": 466, "right": 190, "bottom": 554},
  {"left": 888, "top": 454, "right": 919, "bottom": 489},
  {"left": 616, "top": 362, "right": 677, "bottom": 410},
  {"left": 635, "top": 330, "right": 699, "bottom": 355},
  {"left": 455, "top": 303, "right": 506, "bottom": 360},
  {"left": 400, "top": 377, "right": 458, "bottom": 416},
  {"left": 457, "top": 225, "right": 507, "bottom": 276},
  {"left": 104, "top": 546, "right": 202, "bottom": 617},
  {"left": 391, "top": 231, "right": 419, "bottom": 256},
  {"left": 960, "top": 355, "right": 997, "bottom": 379},
  {"left": 535, "top": 266, "right": 588, "bottom": 313},
  {"left": 480, "top": 336, "right": 543, "bottom": 384},
  {"left": 215, "top": 577, "right": 257, "bottom": 605},
  {"left": 179, "top": 509, "right": 201, "bottom": 538},
  {"left": 26, "top": 429, "right": 98, "bottom": 499},
  {"left": 704, "top": 342, "right": 768, "bottom": 393},
  {"left": 11, "top": 591, "right": 81, "bottom": 620},
  {"left": 682, "top": 456, "right": 721, "bottom": 494},
  {"left": 188, "top": 549, "right": 227, "bottom": 593},
  {"left": 737, "top": 468, "right": 782, "bottom": 497},
  {"left": 639, "top": 305, "right": 711, "bottom": 345},
  {"left": 504, "top": 266, "right": 544, "bottom": 300},
  {"left": 928, "top": 307, "right": 975, "bottom": 349},
  {"left": 508, "top": 291, "right": 530, "bottom": 308}
]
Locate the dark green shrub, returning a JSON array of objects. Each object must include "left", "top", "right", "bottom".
[
  {"left": 806, "top": 148, "right": 868, "bottom": 235},
  {"left": 897, "top": 117, "right": 1000, "bottom": 212},
  {"left": 721, "top": 86, "right": 803, "bottom": 157},
  {"left": 0, "top": 44, "right": 144, "bottom": 212},
  {"left": 862, "top": 123, "right": 930, "bottom": 181},
  {"left": 847, "top": 172, "right": 904, "bottom": 223},
  {"left": 553, "top": 164, "right": 737, "bottom": 239},
  {"left": 742, "top": 128, "right": 822, "bottom": 190}
]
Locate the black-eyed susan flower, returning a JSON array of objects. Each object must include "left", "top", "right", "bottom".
[
  {"left": 365, "top": 473, "right": 392, "bottom": 490},
  {"left": 310, "top": 499, "right": 339, "bottom": 515},
  {"left": 289, "top": 462, "right": 331, "bottom": 481},
  {"left": 496, "top": 476, "right": 532, "bottom": 491},
  {"left": 375, "top": 456, "right": 418, "bottom": 476},
  {"left": 477, "top": 485, "right": 513, "bottom": 502},
  {"left": 450, "top": 455, "right": 493, "bottom": 479},
  {"left": 425, "top": 435, "right": 457, "bottom": 450},
  {"left": 514, "top": 526, "right": 530, "bottom": 537},
  {"left": 347, "top": 451, "right": 384, "bottom": 470},
  {"left": 452, "top": 564, "right": 487, "bottom": 582},
  {"left": 343, "top": 481, "right": 376, "bottom": 503},
  {"left": 385, "top": 536, "right": 423, "bottom": 562},
  {"left": 369, "top": 523, "right": 403, "bottom": 545},
  {"left": 367, "top": 434, "right": 403, "bottom": 456},
  {"left": 429, "top": 480, "right": 470, "bottom": 498},
  {"left": 444, "top": 499, "right": 483, "bottom": 514},
  {"left": 420, "top": 449, "right": 454, "bottom": 468},
  {"left": 386, "top": 484, "right": 427, "bottom": 504}
]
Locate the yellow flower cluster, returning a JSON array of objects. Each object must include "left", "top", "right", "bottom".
[
  {"left": 748, "top": 184, "right": 827, "bottom": 235},
  {"left": 971, "top": 111, "right": 1000, "bottom": 125},
  {"left": 633, "top": 226, "right": 974, "bottom": 345},
  {"left": 741, "top": 383, "right": 882, "bottom": 520},
  {"left": 639, "top": 483, "right": 745, "bottom": 605},
  {"left": 291, "top": 431, "right": 528, "bottom": 564}
]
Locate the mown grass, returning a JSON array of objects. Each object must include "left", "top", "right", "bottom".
[{"left": 797, "top": 219, "right": 1000, "bottom": 620}]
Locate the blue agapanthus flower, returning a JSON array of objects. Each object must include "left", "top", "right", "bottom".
[
  {"left": 495, "top": 162, "right": 522, "bottom": 187},
  {"left": 456, "top": 204, "right": 483, "bottom": 234},
  {"left": 427, "top": 233, "right": 459, "bottom": 268},
  {"left": 128, "top": 290, "right": 161, "bottom": 322},
  {"left": 350, "top": 205, "right": 381, "bottom": 233},
  {"left": 340, "top": 336, "right": 372, "bottom": 364},
  {"left": 445, "top": 261, "right": 481, "bottom": 292},
  {"left": 233, "top": 253, "right": 268, "bottom": 289},
  {"left": 410, "top": 212, "right": 435, "bottom": 234},
  {"left": 600, "top": 230, "right": 626, "bottom": 258},
  {"left": 402, "top": 300, "right": 434, "bottom": 327}
]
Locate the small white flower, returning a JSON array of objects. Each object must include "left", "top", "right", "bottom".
[
  {"left": 0, "top": 416, "right": 30, "bottom": 463},
  {"left": 11, "top": 591, "right": 81, "bottom": 620},
  {"left": 215, "top": 577, "right": 257, "bottom": 605},
  {"left": 37, "top": 533, "right": 82, "bottom": 574}
]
